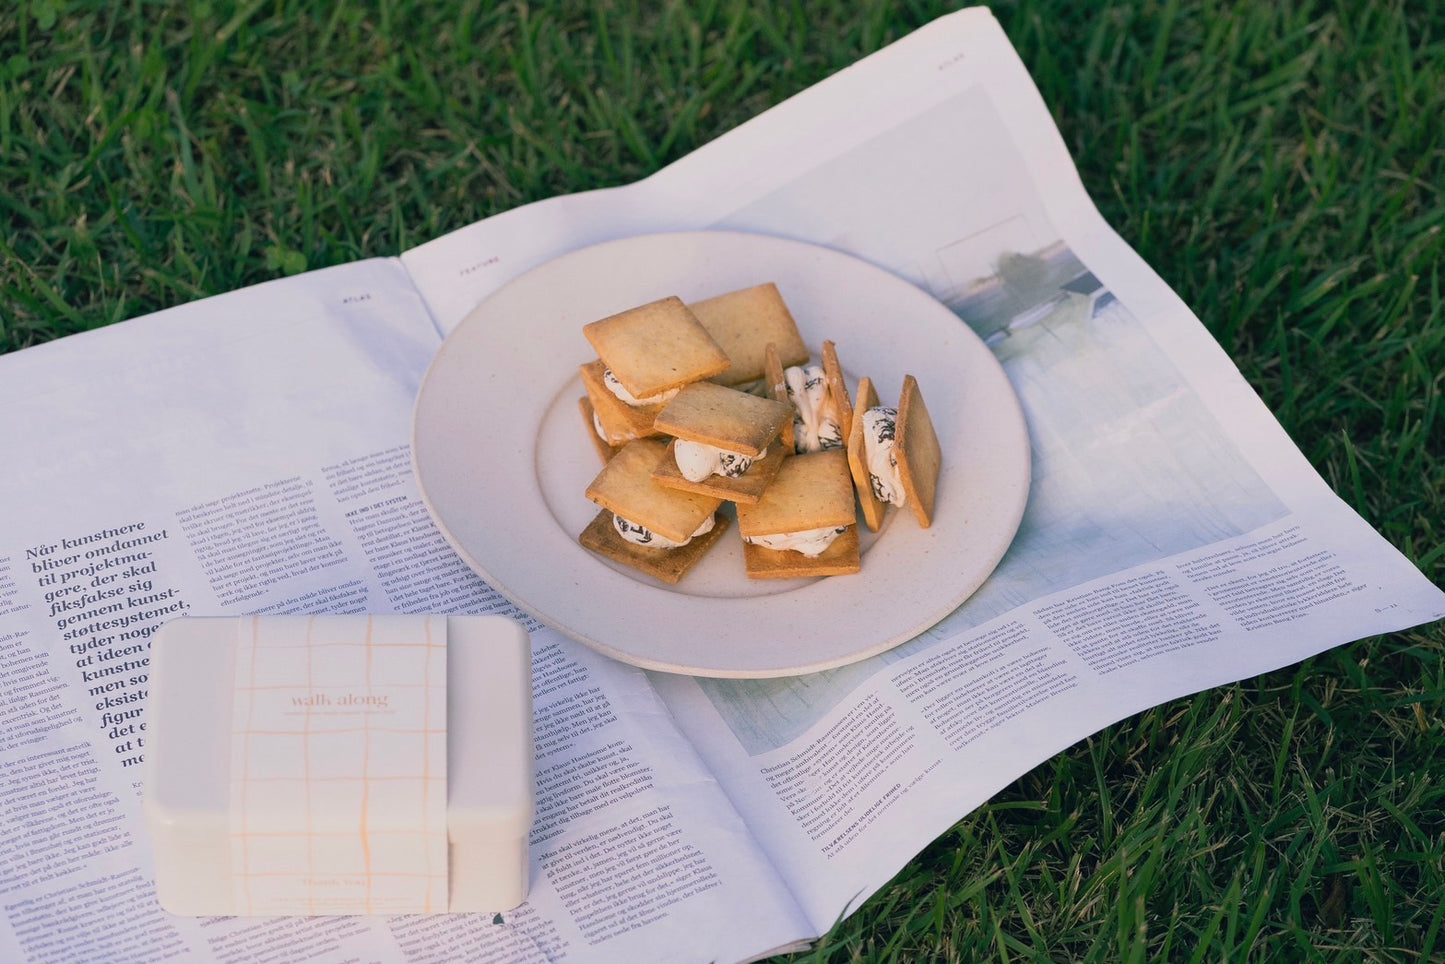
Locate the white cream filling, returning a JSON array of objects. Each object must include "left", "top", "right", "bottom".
[
  {"left": 612, "top": 513, "right": 715, "bottom": 549},
  {"left": 603, "top": 368, "right": 679, "bottom": 407},
  {"left": 673, "top": 439, "right": 760, "bottom": 482},
  {"left": 744, "top": 525, "right": 847, "bottom": 558},
  {"left": 783, "top": 364, "right": 843, "bottom": 453},
  {"left": 861, "top": 407, "right": 906, "bottom": 507}
]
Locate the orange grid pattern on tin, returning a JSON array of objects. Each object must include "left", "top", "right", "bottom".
[{"left": 229, "top": 614, "right": 448, "bottom": 915}]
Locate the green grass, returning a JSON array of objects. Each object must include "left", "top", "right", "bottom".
[{"left": 4, "top": 0, "right": 1443, "bottom": 959}]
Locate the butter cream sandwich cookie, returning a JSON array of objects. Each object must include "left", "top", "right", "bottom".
[
  {"left": 846, "top": 377, "right": 887, "bottom": 532},
  {"left": 894, "top": 374, "right": 942, "bottom": 528},
  {"left": 578, "top": 509, "right": 731, "bottom": 585},
  {"left": 846, "top": 375, "right": 941, "bottom": 531},
  {"left": 772, "top": 339, "right": 853, "bottom": 455},
  {"left": 578, "top": 396, "right": 620, "bottom": 463},
  {"left": 820, "top": 340, "right": 854, "bottom": 445},
  {"left": 579, "top": 359, "right": 663, "bottom": 445},
  {"left": 650, "top": 381, "right": 794, "bottom": 504},
  {"left": 583, "top": 295, "right": 731, "bottom": 400},
  {"left": 690, "top": 283, "right": 810, "bottom": 387},
  {"left": 736, "top": 449, "right": 861, "bottom": 579},
  {"left": 581, "top": 438, "right": 728, "bottom": 584}
]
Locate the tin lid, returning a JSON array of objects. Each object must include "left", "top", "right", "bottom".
[{"left": 444, "top": 615, "right": 535, "bottom": 841}]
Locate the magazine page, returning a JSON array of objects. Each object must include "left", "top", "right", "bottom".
[
  {"left": 399, "top": 13, "right": 1022, "bottom": 334},
  {"left": 399, "top": 5, "right": 1444, "bottom": 933},
  {"left": 0, "top": 260, "right": 811, "bottom": 963}
]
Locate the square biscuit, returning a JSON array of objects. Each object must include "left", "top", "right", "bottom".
[
  {"left": 579, "top": 509, "right": 730, "bottom": 585},
  {"left": 735, "top": 450, "right": 856, "bottom": 537},
  {"left": 845, "top": 376, "right": 888, "bottom": 532},
  {"left": 653, "top": 381, "right": 792, "bottom": 456},
  {"left": 690, "top": 283, "right": 811, "bottom": 386},
  {"left": 583, "top": 296, "right": 730, "bottom": 398},
  {"left": 584, "top": 438, "right": 722, "bottom": 543},
  {"left": 580, "top": 359, "right": 662, "bottom": 445},
  {"left": 896, "top": 374, "right": 942, "bottom": 528},
  {"left": 775, "top": 339, "right": 853, "bottom": 455},
  {"left": 742, "top": 524, "right": 860, "bottom": 579},
  {"left": 651, "top": 438, "right": 788, "bottom": 505}
]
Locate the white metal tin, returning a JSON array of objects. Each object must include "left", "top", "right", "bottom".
[{"left": 144, "top": 615, "right": 533, "bottom": 915}]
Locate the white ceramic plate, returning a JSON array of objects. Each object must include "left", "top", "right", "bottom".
[{"left": 412, "top": 231, "right": 1030, "bottom": 678}]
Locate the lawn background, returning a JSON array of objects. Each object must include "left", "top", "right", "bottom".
[{"left": 3, "top": 1, "right": 1442, "bottom": 959}]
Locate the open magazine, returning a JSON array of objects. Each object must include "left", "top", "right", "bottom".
[{"left": 1, "top": 7, "right": 1440, "bottom": 962}]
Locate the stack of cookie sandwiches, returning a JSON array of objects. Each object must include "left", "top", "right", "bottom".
[{"left": 575, "top": 282, "right": 941, "bottom": 585}]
